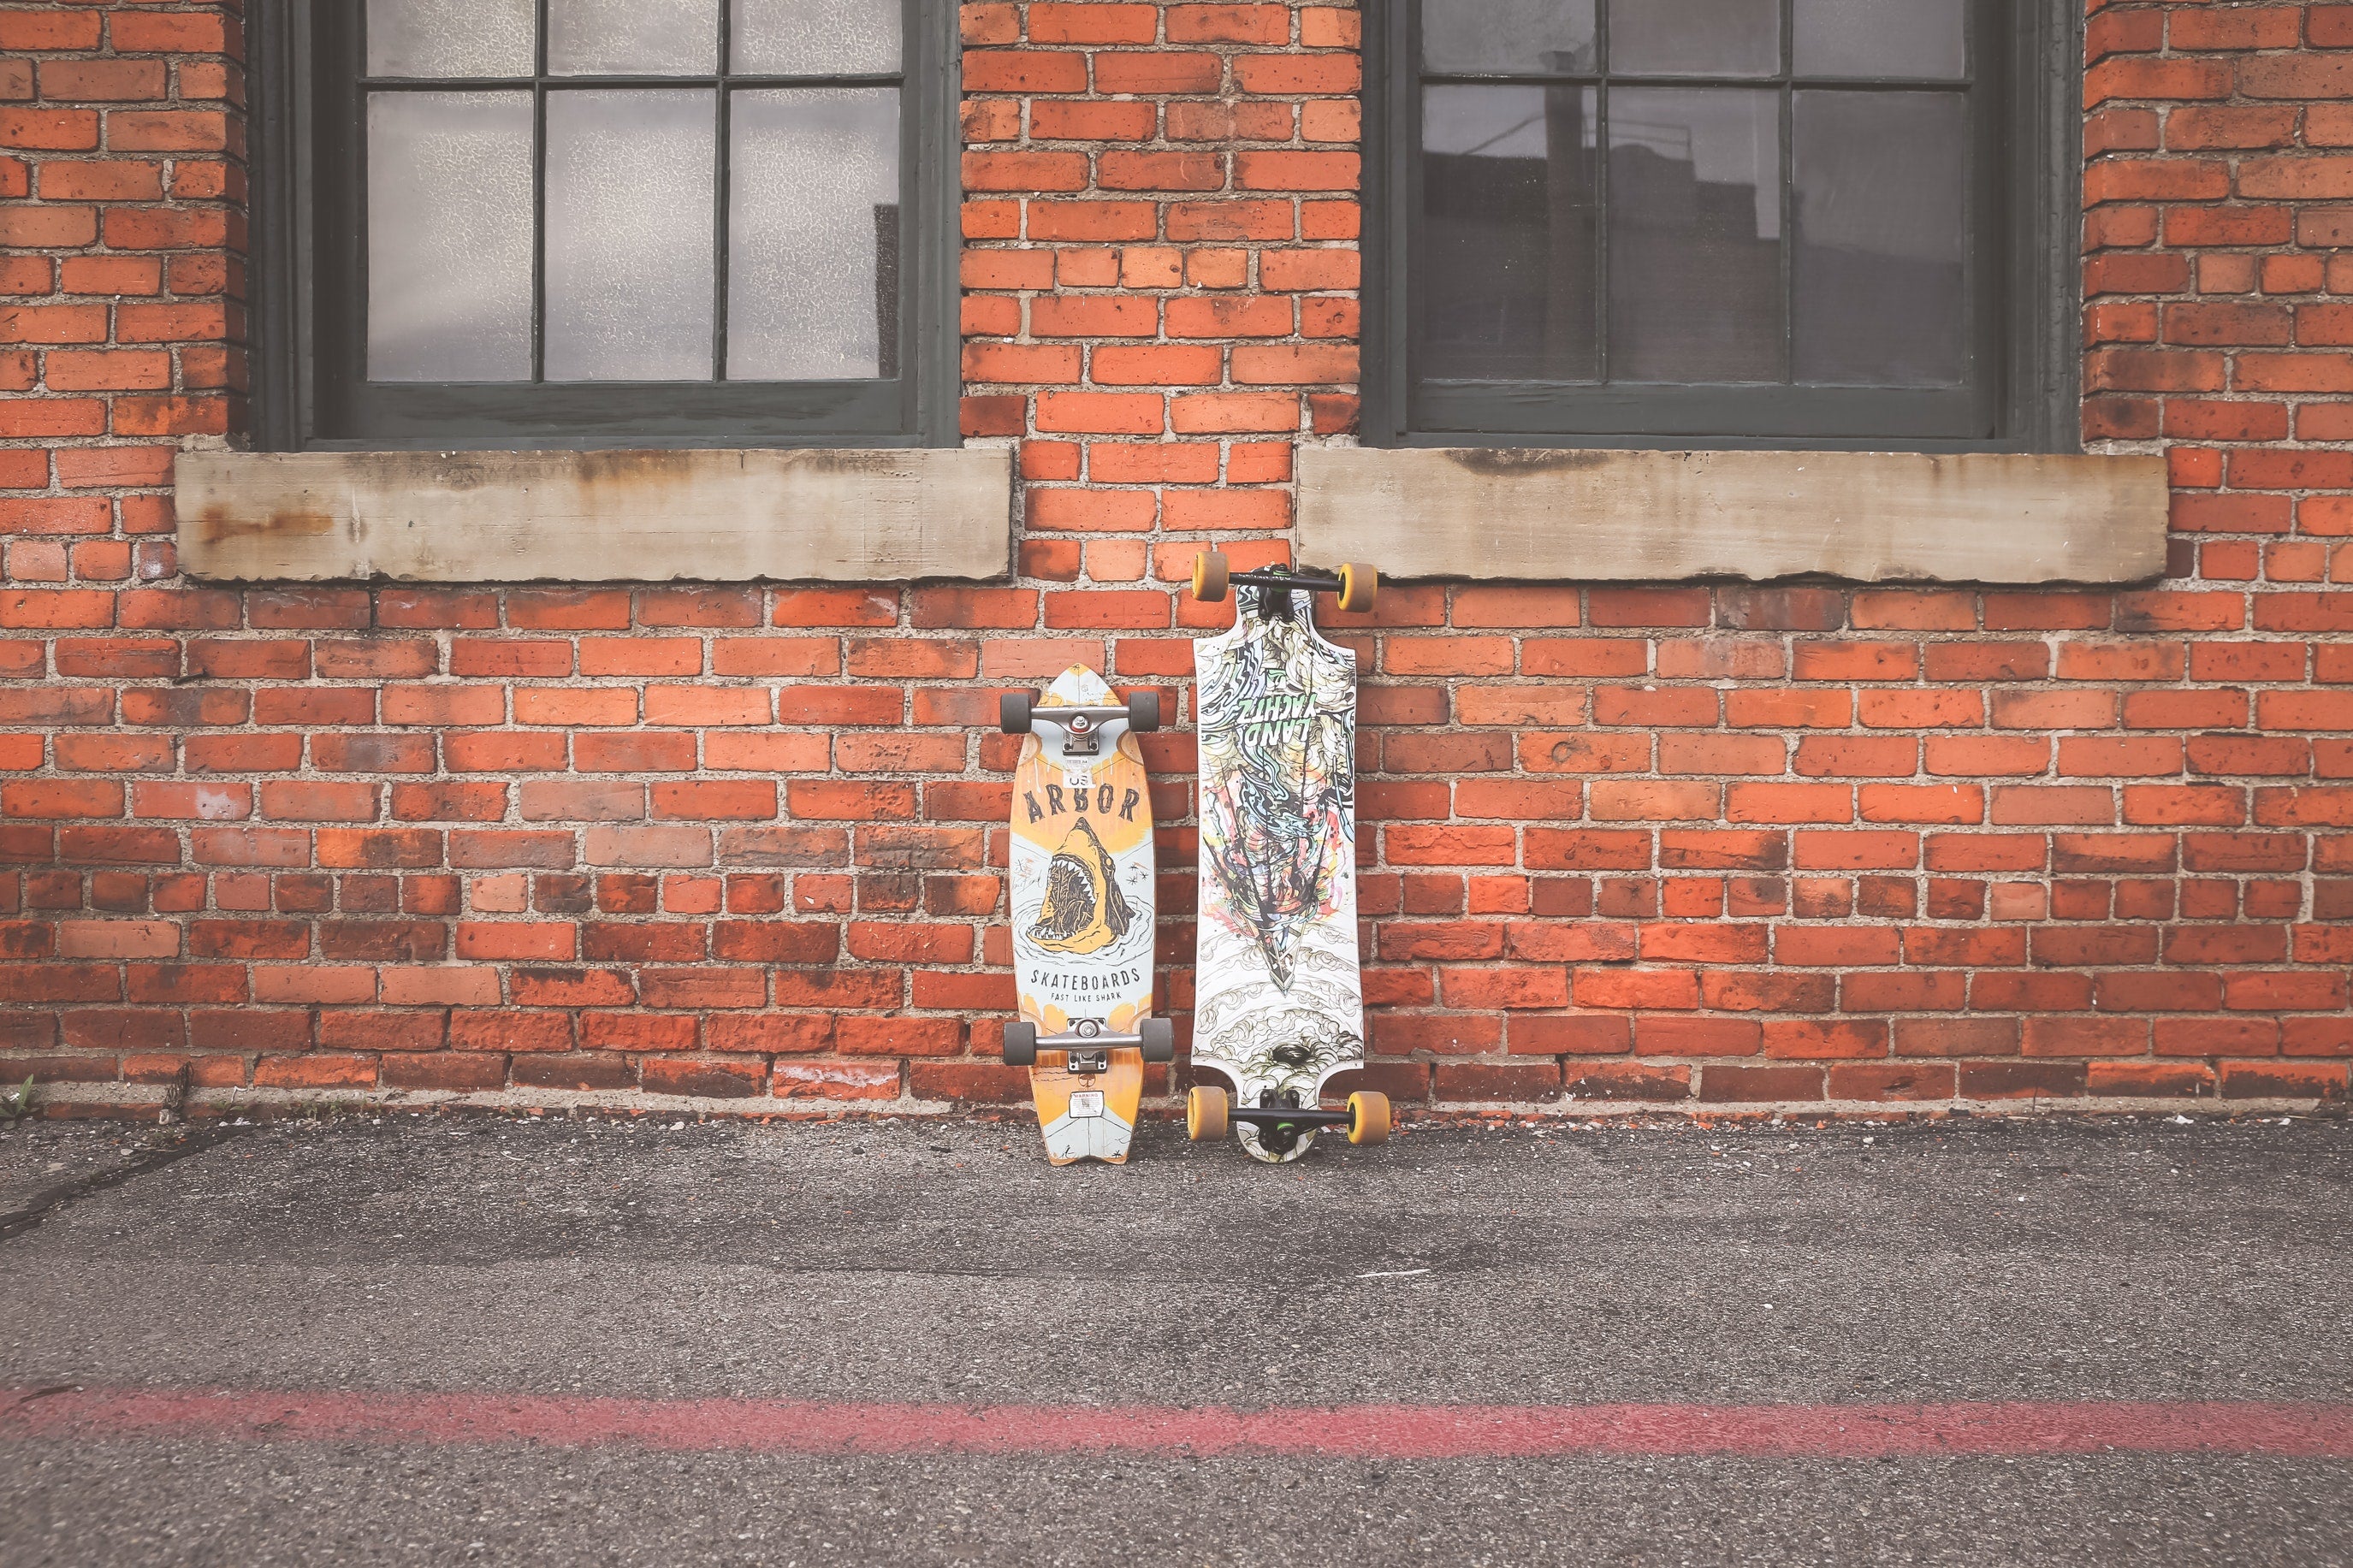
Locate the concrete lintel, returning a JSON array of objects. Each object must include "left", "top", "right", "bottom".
[
  {"left": 175, "top": 447, "right": 1015, "bottom": 583},
  {"left": 1297, "top": 447, "right": 2171, "bottom": 585}
]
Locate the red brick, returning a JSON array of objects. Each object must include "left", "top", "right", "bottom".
[
  {"left": 1092, "top": 343, "right": 1224, "bottom": 385},
  {"left": 1165, "top": 198, "right": 1294, "bottom": 241},
  {"left": 1097, "top": 151, "right": 1226, "bottom": 192},
  {"left": 1094, "top": 51, "right": 1222, "bottom": 93},
  {"left": 1029, "top": 100, "right": 1155, "bottom": 141}
]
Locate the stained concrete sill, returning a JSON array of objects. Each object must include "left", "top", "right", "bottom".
[
  {"left": 1298, "top": 447, "right": 2171, "bottom": 585},
  {"left": 175, "top": 447, "right": 1015, "bottom": 583}
]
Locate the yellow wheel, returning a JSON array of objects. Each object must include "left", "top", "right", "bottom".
[
  {"left": 1347, "top": 1091, "right": 1390, "bottom": 1145},
  {"left": 1191, "top": 550, "right": 1230, "bottom": 603},
  {"left": 1187, "top": 1085, "right": 1230, "bottom": 1141},
  {"left": 1336, "top": 562, "right": 1378, "bottom": 615}
]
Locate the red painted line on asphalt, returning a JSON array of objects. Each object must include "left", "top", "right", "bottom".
[{"left": 3, "top": 1388, "right": 2350, "bottom": 1459}]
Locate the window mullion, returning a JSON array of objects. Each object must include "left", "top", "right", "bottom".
[
  {"left": 1593, "top": 1, "right": 1609, "bottom": 384},
  {"left": 1779, "top": 0, "right": 1794, "bottom": 385},
  {"left": 530, "top": 0, "right": 548, "bottom": 383},
  {"left": 714, "top": 3, "right": 732, "bottom": 382},
  {"left": 347, "top": 11, "right": 369, "bottom": 399}
]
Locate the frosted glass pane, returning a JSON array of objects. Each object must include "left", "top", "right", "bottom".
[
  {"left": 367, "top": 92, "right": 533, "bottom": 382},
  {"left": 549, "top": 0, "right": 720, "bottom": 74},
  {"left": 544, "top": 90, "right": 717, "bottom": 381},
  {"left": 368, "top": 0, "right": 535, "bottom": 77},
  {"left": 729, "top": 89, "right": 900, "bottom": 381},
  {"left": 1609, "top": 0, "right": 1777, "bottom": 76},
  {"left": 1795, "top": 0, "right": 1965, "bottom": 79},
  {"left": 733, "top": 0, "right": 900, "bottom": 73},
  {"left": 1608, "top": 87, "right": 1782, "bottom": 382},
  {"left": 1422, "top": 0, "right": 1596, "bottom": 74},
  {"left": 1793, "top": 92, "right": 1966, "bottom": 385}
]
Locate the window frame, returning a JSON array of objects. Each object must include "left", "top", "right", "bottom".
[
  {"left": 1365, "top": 0, "right": 2083, "bottom": 453},
  {"left": 248, "top": 0, "right": 961, "bottom": 452}
]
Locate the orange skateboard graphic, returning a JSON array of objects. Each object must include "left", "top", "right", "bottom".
[{"left": 999, "top": 665, "right": 1171, "bottom": 1164}]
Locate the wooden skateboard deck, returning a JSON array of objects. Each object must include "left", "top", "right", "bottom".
[
  {"left": 1190, "top": 571, "right": 1369, "bottom": 1163},
  {"left": 1006, "top": 666, "right": 1158, "bottom": 1165}
]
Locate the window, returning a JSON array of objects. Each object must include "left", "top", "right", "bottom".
[
  {"left": 251, "top": 0, "right": 957, "bottom": 449},
  {"left": 1369, "top": 0, "right": 2077, "bottom": 450}
]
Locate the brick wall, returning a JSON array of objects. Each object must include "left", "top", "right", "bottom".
[{"left": 0, "top": 0, "right": 2346, "bottom": 1120}]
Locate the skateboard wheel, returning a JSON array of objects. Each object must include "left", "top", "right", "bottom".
[
  {"left": 1336, "top": 562, "right": 1378, "bottom": 615},
  {"left": 1191, "top": 550, "right": 1230, "bottom": 603},
  {"left": 1347, "top": 1091, "right": 1390, "bottom": 1145},
  {"left": 999, "top": 692, "right": 1034, "bottom": 735},
  {"left": 1138, "top": 1017, "right": 1175, "bottom": 1063},
  {"left": 1187, "top": 1085, "right": 1229, "bottom": 1141},
  {"left": 1003, "top": 1021, "right": 1039, "bottom": 1068},
  {"left": 1126, "top": 692, "right": 1160, "bottom": 734}
]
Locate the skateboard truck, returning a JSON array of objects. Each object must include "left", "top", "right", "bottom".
[
  {"left": 1228, "top": 1106, "right": 1353, "bottom": 1130},
  {"left": 1189, "top": 553, "right": 1377, "bottom": 618},
  {"left": 999, "top": 692, "right": 1160, "bottom": 757},
  {"left": 1003, "top": 1017, "right": 1176, "bottom": 1070},
  {"left": 1184, "top": 1084, "right": 1390, "bottom": 1149}
]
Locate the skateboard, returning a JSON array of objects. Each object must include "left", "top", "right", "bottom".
[
  {"left": 1183, "top": 553, "right": 1390, "bottom": 1163},
  {"left": 998, "top": 665, "right": 1172, "bottom": 1164}
]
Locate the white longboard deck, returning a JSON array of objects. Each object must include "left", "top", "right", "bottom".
[{"left": 1190, "top": 583, "right": 1365, "bottom": 1163}]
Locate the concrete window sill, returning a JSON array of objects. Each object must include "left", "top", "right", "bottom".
[
  {"left": 1297, "top": 448, "right": 2170, "bottom": 586},
  {"left": 175, "top": 447, "right": 1015, "bottom": 583}
]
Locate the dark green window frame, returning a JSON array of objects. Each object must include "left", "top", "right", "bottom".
[
  {"left": 248, "top": 0, "right": 961, "bottom": 451},
  {"left": 1366, "top": 0, "right": 2082, "bottom": 453}
]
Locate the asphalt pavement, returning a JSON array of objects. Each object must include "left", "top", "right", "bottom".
[{"left": 2, "top": 1109, "right": 2348, "bottom": 1566}]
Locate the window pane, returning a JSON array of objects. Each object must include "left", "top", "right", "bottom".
[
  {"left": 1607, "top": 0, "right": 1776, "bottom": 77},
  {"left": 544, "top": 90, "right": 717, "bottom": 381},
  {"left": 367, "top": 92, "right": 533, "bottom": 382},
  {"left": 1608, "top": 87, "right": 1782, "bottom": 382},
  {"left": 1793, "top": 91, "right": 1965, "bottom": 386},
  {"left": 733, "top": 0, "right": 901, "bottom": 74},
  {"left": 549, "top": 0, "right": 720, "bottom": 74},
  {"left": 1794, "top": 0, "right": 1965, "bottom": 79},
  {"left": 729, "top": 89, "right": 901, "bottom": 380},
  {"left": 1422, "top": 0, "right": 1597, "bottom": 74},
  {"left": 367, "top": 0, "right": 536, "bottom": 77},
  {"left": 1420, "top": 85, "right": 1597, "bottom": 381}
]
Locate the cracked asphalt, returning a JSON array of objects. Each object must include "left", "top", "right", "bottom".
[{"left": 2, "top": 1110, "right": 2348, "bottom": 1566}]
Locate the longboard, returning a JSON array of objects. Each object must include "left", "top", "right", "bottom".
[
  {"left": 999, "top": 665, "right": 1171, "bottom": 1165},
  {"left": 1185, "top": 554, "right": 1390, "bottom": 1163}
]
